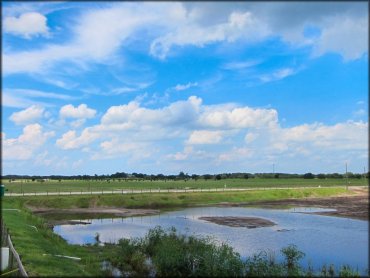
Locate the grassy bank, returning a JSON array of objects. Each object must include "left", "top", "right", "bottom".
[
  {"left": 11, "top": 187, "right": 349, "bottom": 210},
  {"left": 3, "top": 178, "right": 366, "bottom": 194},
  {"left": 1, "top": 199, "right": 108, "bottom": 276}
]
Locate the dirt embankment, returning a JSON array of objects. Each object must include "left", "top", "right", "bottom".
[{"left": 248, "top": 187, "right": 369, "bottom": 220}]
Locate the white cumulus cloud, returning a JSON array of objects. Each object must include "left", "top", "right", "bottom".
[
  {"left": 2, "top": 124, "right": 54, "bottom": 160},
  {"left": 55, "top": 96, "right": 278, "bottom": 152},
  {"left": 199, "top": 106, "right": 278, "bottom": 129},
  {"left": 59, "top": 104, "right": 96, "bottom": 119},
  {"left": 56, "top": 128, "right": 98, "bottom": 150},
  {"left": 187, "top": 130, "right": 223, "bottom": 144},
  {"left": 4, "top": 12, "right": 49, "bottom": 38},
  {"left": 9, "top": 105, "right": 45, "bottom": 125}
]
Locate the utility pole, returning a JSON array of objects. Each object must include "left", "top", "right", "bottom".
[
  {"left": 273, "top": 163, "right": 275, "bottom": 174},
  {"left": 364, "top": 166, "right": 366, "bottom": 180},
  {"left": 345, "top": 162, "right": 348, "bottom": 190}
]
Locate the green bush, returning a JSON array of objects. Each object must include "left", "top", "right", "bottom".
[
  {"left": 107, "top": 226, "right": 364, "bottom": 277},
  {"left": 245, "top": 251, "right": 283, "bottom": 277},
  {"left": 110, "top": 238, "right": 150, "bottom": 276},
  {"left": 110, "top": 226, "right": 243, "bottom": 277}
]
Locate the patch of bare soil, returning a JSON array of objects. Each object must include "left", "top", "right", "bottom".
[
  {"left": 249, "top": 188, "right": 369, "bottom": 221},
  {"left": 199, "top": 216, "right": 276, "bottom": 228}
]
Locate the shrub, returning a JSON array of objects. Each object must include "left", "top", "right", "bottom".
[
  {"left": 338, "top": 265, "right": 360, "bottom": 277},
  {"left": 111, "top": 238, "right": 150, "bottom": 276},
  {"left": 107, "top": 227, "right": 362, "bottom": 277},
  {"left": 245, "top": 251, "right": 283, "bottom": 277},
  {"left": 281, "top": 244, "right": 305, "bottom": 276},
  {"left": 110, "top": 226, "right": 243, "bottom": 277}
]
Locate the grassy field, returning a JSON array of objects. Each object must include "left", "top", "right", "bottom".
[
  {"left": 0, "top": 187, "right": 356, "bottom": 276},
  {"left": 16, "top": 187, "right": 350, "bottom": 209},
  {"left": 2, "top": 177, "right": 367, "bottom": 193}
]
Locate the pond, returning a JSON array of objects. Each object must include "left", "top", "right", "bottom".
[{"left": 53, "top": 206, "right": 368, "bottom": 273}]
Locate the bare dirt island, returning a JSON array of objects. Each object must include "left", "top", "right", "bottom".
[
  {"left": 29, "top": 207, "right": 159, "bottom": 216},
  {"left": 248, "top": 187, "right": 369, "bottom": 221},
  {"left": 199, "top": 216, "right": 275, "bottom": 228}
]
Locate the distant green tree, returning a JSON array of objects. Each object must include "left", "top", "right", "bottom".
[
  {"left": 303, "top": 173, "right": 315, "bottom": 179},
  {"left": 346, "top": 172, "right": 354, "bottom": 179},
  {"left": 327, "top": 173, "right": 343, "bottom": 179},
  {"left": 157, "top": 174, "right": 165, "bottom": 180},
  {"left": 317, "top": 174, "right": 326, "bottom": 179},
  {"left": 178, "top": 172, "right": 186, "bottom": 180}
]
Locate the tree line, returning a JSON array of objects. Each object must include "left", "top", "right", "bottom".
[{"left": 2, "top": 171, "right": 368, "bottom": 181}]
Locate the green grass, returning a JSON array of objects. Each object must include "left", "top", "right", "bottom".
[
  {"left": 2, "top": 178, "right": 367, "bottom": 194},
  {"left": 1, "top": 199, "right": 108, "bottom": 276},
  {"left": 17, "top": 187, "right": 349, "bottom": 210}
]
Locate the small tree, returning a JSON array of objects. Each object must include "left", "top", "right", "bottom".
[{"left": 281, "top": 244, "right": 305, "bottom": 276}]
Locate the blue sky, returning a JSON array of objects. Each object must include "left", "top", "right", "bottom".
[{"left": 2, "top": 2, "right": 368, "bottom": 175}]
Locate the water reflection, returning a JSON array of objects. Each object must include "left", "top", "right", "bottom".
[{"left": 54, "top": 206, "right": 368, "bottom": 272}]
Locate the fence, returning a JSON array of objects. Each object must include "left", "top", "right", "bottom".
[
  {"left": 1, "top": 220, "right": 28, "bottom": 277},
  {"left": 4, "top": 185, "right": 358, "bottom": 197}
]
